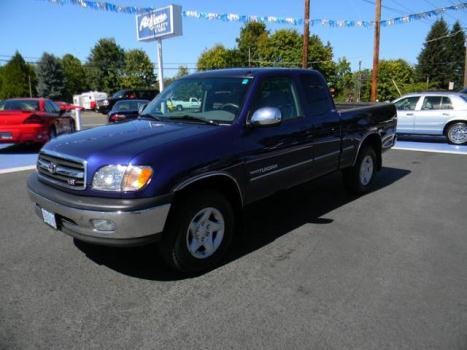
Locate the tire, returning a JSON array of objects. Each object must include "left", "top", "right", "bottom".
[
  {"left": 176, "top": 105, "right": 183, "bottom": 111},
  {"left": 342, "top": 146, "right": 377, "bottom": 194},
  {"left": 159, "top": 190, "right": 235, "bottom": 275},
  {"left": 446, "top": 122, "right": 467, "bottom": 145},
  {"left": 69, "top": 121, "right": 76, "bottom": 134}
]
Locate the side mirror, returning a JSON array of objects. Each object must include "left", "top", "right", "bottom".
[
  {"left": 138, "top": 103, "right": 148, "bottom": 115},
  {"left": 249, "top": 107, "right": 282, "bottom": 127}
]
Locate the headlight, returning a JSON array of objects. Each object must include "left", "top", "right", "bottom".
[
  {"left": 92, "top": 165, "right": 153, "bottom": 192},
  {"left": 103, "top": 100, "right": 109, "bottom": 106}
]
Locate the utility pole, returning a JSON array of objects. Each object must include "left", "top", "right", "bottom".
[
  {"left": 370, "top": 0, "right": 381, "bottom": 102},
  {"left": 357, "top": 60, "right": 362, "bottom": 102},
  {"left": 302, "top": 0, "right": 310, "bottom": 69},
  {"left": 28, "top": 74, "right": 32, "bottom": 98}
]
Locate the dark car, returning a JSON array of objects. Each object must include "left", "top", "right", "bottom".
[
  {"left": 97, "top": 88, "right": 158, "bottom": 114},
  {"left": 28, "top": 68, "right": 397, "bottom": 275},
  {"left": 460, "top": 88, "right": 467, "bottom": 95},
  {"left": 107, "top": 99, "right": 149, "bottom": 123}
]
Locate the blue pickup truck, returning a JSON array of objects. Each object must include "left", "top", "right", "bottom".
[{"left": 27, "top": 68, "right": 397, "bottom": 274}]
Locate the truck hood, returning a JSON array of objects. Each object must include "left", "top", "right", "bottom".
[{"left": 43, "top": 119, "right": 222, "bottom": 163}]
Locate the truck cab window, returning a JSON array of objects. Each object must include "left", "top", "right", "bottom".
[
  {"left": 300, "top": 74, "right": 330, "bottom": 115},
  {"left": 252, "top": 77, "right": 302, "bottom": 121}
]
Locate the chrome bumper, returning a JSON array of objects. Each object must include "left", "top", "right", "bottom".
[{"left": 27, "top": 174, "right": 171, "bottom": 247}]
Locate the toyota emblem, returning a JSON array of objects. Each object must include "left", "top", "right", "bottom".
[{"left": 47, "top": 162, "right": 57, "bottom": 174}]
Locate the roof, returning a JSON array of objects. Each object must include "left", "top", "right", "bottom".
[
  {"left": 402, "top": 91, "right": 464, "bottom": 96},
  {"left": 6, "top": 97, "right": 45, "bottom": 101},
  {"left": 185, "top": 67, "right": 321, "bottom": 79}
]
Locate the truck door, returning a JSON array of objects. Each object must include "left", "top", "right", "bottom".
[
  {"left": 393, "top": 96, "right": 420, "bottom": 133},
  {"left": 299, "top": 74, "right": 341, "bottom": 177},
  {"left": 243, "top": 76, "right": 314, "bottom": 202}
]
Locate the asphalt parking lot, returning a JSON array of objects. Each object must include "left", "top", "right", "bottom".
[{"left": 1, "top": 149, "right": 467, "bottom": 349}]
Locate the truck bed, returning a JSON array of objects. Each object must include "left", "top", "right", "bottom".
[{"left": 335, "top": 102, "right": 388, "bottom": 111}]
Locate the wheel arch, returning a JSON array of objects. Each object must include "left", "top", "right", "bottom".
[
  {"left": 353, "top": 133, "right": 382, "bottom": 170},
  {"left": 443, "top": 119, "right": 467, "bottom": 136},
  {"left": 171, "top": 173, "right": 244, "bottom": 216}
]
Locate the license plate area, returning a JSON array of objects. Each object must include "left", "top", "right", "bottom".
[
  {"left": 41, "top": 208, "right": 57, "bottom": 229},
  {"left": 0, "top": 132, "right": 13, "bottom": 140}
]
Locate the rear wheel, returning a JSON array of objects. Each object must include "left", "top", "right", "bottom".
[
  {"left": 446, "top": 122, "right": 467, "bottom": 145},
  {"left": 176, "top": 105, "right": 183, "bottom": 111},
  {"left": 342, "top": 146, "right": 377, "bottom": 194},
  {"left": 159, "top": 190, "right": 235, "bottom": 275}
]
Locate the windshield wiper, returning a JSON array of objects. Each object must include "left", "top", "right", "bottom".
[
  {"left": 138, "top": 113, "right": 162, "bottom": 121},
  {"left": 168, "top": 115, "right": 219, "bottom": 125}
]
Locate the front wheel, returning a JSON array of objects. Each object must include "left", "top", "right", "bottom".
[
  {"left": 342, "top": 146, "right": 377, "bottom": 194},
  {"left": 159, "top": 190, "right": 235, "bottom": 275},
  {"left": 446, "top": 122, "right": 467, "bottom": 145}
]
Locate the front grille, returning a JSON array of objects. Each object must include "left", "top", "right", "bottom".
[{"left": 37, "top": 151, "right": 86, "bottom": 190}]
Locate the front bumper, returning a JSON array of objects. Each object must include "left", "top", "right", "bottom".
[{"left": 27, "top": 173, "right": 172, "bottom": 247}]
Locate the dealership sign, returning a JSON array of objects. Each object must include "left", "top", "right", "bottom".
[{"left": 136, "top": 5, "right": 182, "bottom": 41}]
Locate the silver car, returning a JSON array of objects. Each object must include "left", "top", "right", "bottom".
[{"left": 393, "top": 92, "right": 467, "bottom": 145}]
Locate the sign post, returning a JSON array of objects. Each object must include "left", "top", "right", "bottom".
[
  {"left": 156, "top": 39, "right": 164, "bottom": 91},
  {"left": 136, "top": 5, "right": 183, "bottom": 92}
]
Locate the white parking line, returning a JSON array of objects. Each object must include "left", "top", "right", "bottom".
[
  {"left": 0, "top": 165, "right": 36, "bottom": 174},
  {"left": 392, "top": 146, "right": 467, "bottom": 155}
]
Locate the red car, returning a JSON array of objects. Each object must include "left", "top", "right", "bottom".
[
  {"left": 55, "top": 101, "right": 83, "bottom": 112},
  {"left": 0, "top": 98, "right": 75, "bottom": 144}
]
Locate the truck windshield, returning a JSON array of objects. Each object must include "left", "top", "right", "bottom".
[{"left": 142, "top": 77, "right": 252, "bottom": 124}]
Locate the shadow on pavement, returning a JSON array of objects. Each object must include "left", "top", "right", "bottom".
[
  {"left": 0, "top": 143, "right": 42, "bottom": 154},
  {"left": 75, "top": 166, "right": 411, "bottom": 281}
]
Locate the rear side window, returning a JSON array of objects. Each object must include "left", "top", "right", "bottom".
[
  {"left": 422, "top": 96, "right": 442, "bottom": 110},
  {"left": 440, "top": 97, "right": 453, "bottom": 109},
  {"left": 300, "top": 74, "right": 330, "bottom": 115},
  {"left": 394, "top": 96, "right": 419, "bottom": 111}
]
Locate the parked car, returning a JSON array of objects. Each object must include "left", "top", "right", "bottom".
[
  {"left": 54, "top": 101, "right": 83, "bottom": 113},
  {"left": 27, "top": 68, "right": 396, "bottom": 274},
  {"left": 167, "top": 97, "right": 201, "bottom": 111},
  {"left": 393, "top": 92, "right": 467, "bottom": 144},
  {"left": 98, "top": 88, "right": 158, "bottom": 114},
  {"left": 108, "top": 99, "right": 149, "bottom": 123},
  {"left": 460, "top": 88, "right": 467, "bottom": 95},
  {"left": 0, "top": 98, "right": 75, "bottom": 144}
]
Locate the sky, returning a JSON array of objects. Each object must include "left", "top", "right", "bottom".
[{"left": 0, "top": 0, "right": 465, "bottom": 78}]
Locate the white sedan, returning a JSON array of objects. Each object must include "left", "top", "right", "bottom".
[{"left": 393, "top": 92, "right": 467, "bottom": 145}]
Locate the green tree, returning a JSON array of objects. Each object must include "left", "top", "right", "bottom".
[
  {"left": 377, "top": 59, "right": 415, "bottom": 101},
  {"left": 308, "top": 37, "right": 336, "bottom": 81},
  {"left": 62, "top": 54, "right": 87, "bottom": 101},
  {"left": 197, "top": 44, "right": 240, "bottom": 70},
  {"left": 416, "top": 18, "right": 451, "bottom": 88},
  {"left": 121, "top": 49, "right": 156, "bottom": 89},
  {"left": 257, "top": 29, "right": 302, "bottom": 66},
  {"left": 0, "top": 52, "right": 36, "bottom": 99},
  {"left": 37, "top": 53, "right": 65, "bottom": 99},
  {"left": 447, "top": 21, "right": 465, "bottom": 89},
  {"left": 174, "top": 65, "right": 189, "bottom": 79},
  {"left": 236, "top": 22, "right": 269, "bottom": 66},
  {"left": 87, "top": 38, "right": 125, "bottom": 93},
  {"left": 332, "top": 57, "right": 353, "bottom": 98}
]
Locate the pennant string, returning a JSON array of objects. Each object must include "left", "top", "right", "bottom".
[{"left": 39, "top": 0, "right": 467, "bottom": 28}]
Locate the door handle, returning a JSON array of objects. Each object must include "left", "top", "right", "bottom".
[
  {"left": 406, "top": 113, "right": 414, "bottom": 116},
  {"left": 442, "top": 113, "right": 450, "bottom": 116}
]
